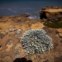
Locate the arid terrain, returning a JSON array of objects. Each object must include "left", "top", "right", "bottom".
[{"left": 0, "top": 7, "right": 62, "bottom": 62}]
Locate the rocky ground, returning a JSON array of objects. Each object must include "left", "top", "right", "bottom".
[{"left": 0, "top": 16, "right": 62, "bottom": 62}]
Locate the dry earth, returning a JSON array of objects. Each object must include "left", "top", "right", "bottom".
[{"left": 0, "top": 16, "right": 62, "bottom": 62}]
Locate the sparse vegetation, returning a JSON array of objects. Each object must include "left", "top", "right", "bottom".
[
  {"left": 21, "top": 29, "right": 53, "bottom": 54},
  {"left": 44, "top": 19, "right": 62, "bottom": 28}
]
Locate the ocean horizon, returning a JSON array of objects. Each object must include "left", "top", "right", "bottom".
[{"left": 0, "top": 0, "right": 62, "bottom": 16}]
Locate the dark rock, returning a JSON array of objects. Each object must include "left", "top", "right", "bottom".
[
  {"left": 40, "top": 7, "right": 62, "bottom": 21},
  {"left": 54, "top": 56, "right": 62, "bottom": 62},
  {"left": 40, "top": 11, "right": 47, "bottom": 19}
]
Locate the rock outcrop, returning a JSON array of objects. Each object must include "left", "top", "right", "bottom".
[{"left": 40, "top": 6, "right": 62, "bottom": 20}]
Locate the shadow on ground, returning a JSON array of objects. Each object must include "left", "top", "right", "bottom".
[{"left": 13, "top": 57, "right": 32, "bottom": 62}]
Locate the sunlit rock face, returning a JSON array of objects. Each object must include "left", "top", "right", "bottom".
[
  {"left": 40, "top": 6, "right": 62, "bottom": 19},
  {"left": 21, "top": 29, "right": 53, "bottom": 54}
]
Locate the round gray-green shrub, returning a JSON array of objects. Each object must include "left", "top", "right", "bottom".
[{"left": 21, "top": 29, "right": 53, "bottom": 54}]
